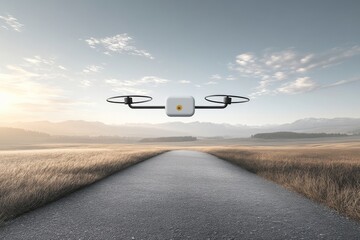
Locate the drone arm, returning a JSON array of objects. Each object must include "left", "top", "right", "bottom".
[
  {"left": 194, "top": 95, "right": 230, "bottom": 109},
  {"left": 128, "top": 103, "right": 228, "bottom": 109},
  {"left": 128, "top": 103, "right": 165, "bottom": 109},
  {"left": 195, "top": 104, "right": 228, "bottom": 109}
]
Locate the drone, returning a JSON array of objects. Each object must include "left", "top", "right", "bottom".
[{"left": 106, "top": 94, "right": 250, "bottom": 117}]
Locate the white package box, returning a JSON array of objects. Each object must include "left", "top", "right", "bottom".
[{"left": 166, "top": 96, "right": 195, "bottom": 117}]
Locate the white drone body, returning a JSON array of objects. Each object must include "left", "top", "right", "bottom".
[
  {"left": 106, "top": 94, "right": 249, "bottom": 117},
  {"left": 166, "top": 96, "right": 195, "bottom": 117}
]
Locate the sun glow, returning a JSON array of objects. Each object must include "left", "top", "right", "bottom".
[{"left": 0, "top": 92, "right": 15, "bottom": 113}]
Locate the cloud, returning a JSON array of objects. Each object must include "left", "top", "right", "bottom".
[
  {"left": 179, "top": 80, "right": 191, "bottom": 84},
  {"left": 322, "top": 77, "right": 360, "bottom": 89},
  {"left": 15, "top": 56, "right": 70, "bottom": 82},
  {"left": 0, "top": 67, "right": 59, "bottom": 96},
  {"left": 105, "top": 76, "right": 169, "bottom": 87},
  {"left": 205, "top": 81, "right": 218, "bottom": 85},
  {"left": 209, "top": 73, "right": 235, "bottom": 82},
  {"left": 83, "top": 65, "right": 103, "bottom": 73},
  {"left": 105, "top": 76, "right": 169, "bottom": 94},
  {"left": 0, "top": 65, "right": 66, "bottom": 111},
  {"left": 0, "top": 55, "right": 130, "bottom": 122},
  {"left": 277, "top": 77, "right": 317, "bottom": 94},
  {"left": 140, "top": 76, "right": 168, "bottom": 84},
  {"left": 0, "top": 56, "right": 94, "bottom": 115},
  {"left": 225, "top": 75, "right": 236, "bottom": 81},
  {"left": 274, "top": 71, "right": 286, "bottom": 80},
  {"left": 107, "top": 87, "right": 149, "bottom": 95},
  {"left": 80, "top": 79, "right": 92, "bottom": 87},
  {"left": 18, "top": 56, "right": 102, "bottom": 88},
  {"left": 4, "top": 65, "right": 39, "bottom": 79},
  {"left": 0, "top": 14, "right": 23, "bottom": 32},
  {"left": 275, "top": 76, "right": 360, "bottom": 95},
  {"left": 58, "top": 65, "right": 67, "bottom": 70},
  {"left": 85, "top": 34, "right": 153, "bottom": 59},
  {"left": 232, "top": 46, "right": 360, "bottom": 96},
  {"left": 24, "top": 56, "right": 54, "bottom": 65},
  {"left": 210, "top": 74, "right": 222, "bottom": 80}
]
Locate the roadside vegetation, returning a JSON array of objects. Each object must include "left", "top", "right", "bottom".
[
  {"left": 1, "top": 142, "right": 359, "bottom": 225},
  {"left": 201, "top": 144, "right": 360, "bottom": 221},
  {"left": 0, "top": 145, "right": 169, "bottom": 224}
]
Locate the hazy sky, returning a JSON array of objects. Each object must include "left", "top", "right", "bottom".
[{"left": 1, "top": 0, "right": 359, "bottom": 125}]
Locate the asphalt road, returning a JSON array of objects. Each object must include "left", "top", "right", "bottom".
[{"left": 1, "top": 150, "right": 359, "bottom": 239}]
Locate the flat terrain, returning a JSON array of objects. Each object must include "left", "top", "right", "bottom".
[
  {"left": 1, "top": 150, "right": 359, "bottom": 239},
  {"left": 199, "top": 143, "right": 360, "bottom": 221},
  {"left": 0, "top": 145, "right": 169, "bottom": 223}
]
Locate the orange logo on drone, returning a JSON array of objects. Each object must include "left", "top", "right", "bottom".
[{"left": 176, "top": 105, "right": 183, "bottom": 111}]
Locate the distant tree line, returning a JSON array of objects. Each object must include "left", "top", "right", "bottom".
[
  {"left": 252, "top": 132, "right": 348, "bottom": 139},
  {"left": 140, "top": 136, "right": 197, "bottom": 143},
  {"left": 0, "top": 127, "right": 50, "bottom": 144},
  {"left": 0, "top": 127, "right": 138, "bottom": 144}
]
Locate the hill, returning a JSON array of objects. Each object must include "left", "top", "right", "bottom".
[
  {"left": 0, "top": 127, "right": 138, "bottom": 144},
  {"left": 252, "top": 132, "right": 349, "bottom": 139},
  {"left": 0, "top": 128, "right": 50, "bottom": 144},
  {"left": 1, "top": 118, "right": 359, "bottom": 138}
]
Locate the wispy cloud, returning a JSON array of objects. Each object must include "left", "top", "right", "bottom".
[
  {"left": 210, "top": 74, "right": 222, "bottom": 80},
  {"left": 19, "top": 56, "right": 99, "bottom": 87},
  {"left": 139, "top": 76, "right": 169, "bottom": 84},
  {"left": 83, "top": 65, "right": 103, "bottom": 73},
  {"left": 4, "top": 65, "right": 39, "bottom": 79},
  {"left": 80, "top": 79, "right": 92, "bottom": 87},
  {"left": 276, "top": 76, "right": 360, "bottom": 95},
  {"left": 105, "top": 76, "right": 169, "bottom": 94},
  {"left": 277, "top": 77, "right": 317, "bottom": 94},
  {"left": 179, "top": 80, "right": 191, "bottom": 84},
  {"left": 18, "top": 55, "right": 67, "bottom": 81},
  {"left": 0, "top": 14, "right": 23, "bottom": 32},
  {"left": 0, "top": 56, "right": 95, "bottom": 114},
  {"left": 58, "top": 65, "right": 67, "bottom": 70},
  {"left": 225, "top": 75, "right": 236, "bottom": 81},
  {"left": 324, "top": 77, "right": 360, "bottom": 88},
  {"left": 85, "top": 34, "right": 153, "bottom": 59},
  {"left": 205, "top": 81, "right": 218, "bottom": 85},
  {"left": 231, "top": 46, "right": 360, "bottom": 96},
  {"left": 107, "top": 86, "right": 149, "bottom": 95},
  {"left": 211, "top": 74, "right": 236, "bottom": 81},
  {"left": 24, "top": 56, "right": 54, "bottom": 65},
  {"left": 0, "top": 65, "right": 68, "bottom": 112}
]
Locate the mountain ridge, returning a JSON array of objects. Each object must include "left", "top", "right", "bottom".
[{"left": 1, "top": 118, "right": 359, "bottom": 138}]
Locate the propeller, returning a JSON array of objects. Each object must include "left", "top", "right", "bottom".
[
  {"left": 205, "top": 95, "right": 250, "bottom": 105},
  {"left": 106, "top": 94, "right": 250, "bottom": 111},
  {"left": 106, "top": 95, "right": 153, "bottom": 104}
]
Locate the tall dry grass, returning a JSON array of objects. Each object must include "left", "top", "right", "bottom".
[
  {"left": 0, "top": 145, "right": 169, "bottom": 223},
  {"left": 201, "top": 146, "right": 360, "bottom": 221}
]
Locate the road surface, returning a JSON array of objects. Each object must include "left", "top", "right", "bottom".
[{"left": 1, "top": 150, "right": 359, "bottom": 239}]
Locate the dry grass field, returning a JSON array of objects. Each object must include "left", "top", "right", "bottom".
[
  {"left": 199, "top": 143, "right": 360, "bottom": 221},
  {"left": 0, "top": 145, "right": 170, "bottom": 224},
  {"left": 1, "top": 141, "right": 359, "bottom": 225}
]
